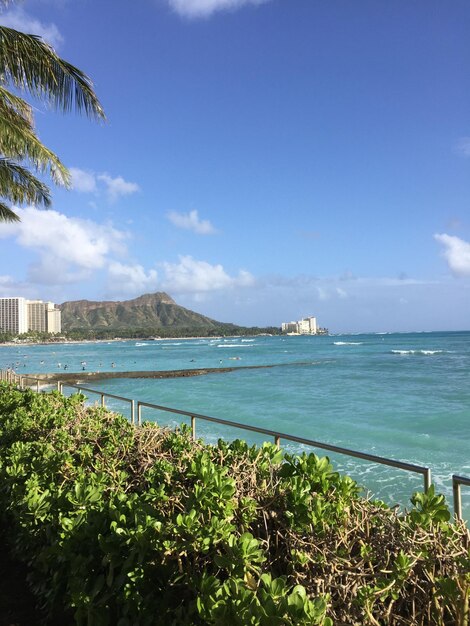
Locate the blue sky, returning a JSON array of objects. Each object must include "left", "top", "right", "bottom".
[{"left": 0, "top": 0, "right": 469, "bottom": 332}]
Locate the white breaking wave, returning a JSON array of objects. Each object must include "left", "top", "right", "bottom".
[
  {"left": 135, "top": 342, "right": 150, "bottom": 346},
  {"left": 217, "top": 344, "right": 255, "bottom": 348},
  {"left": 334, "top": 341, "right": 363, "bottom": 346},
  {"left": 241, "top": 339, "right": 255, "bottom": 342},
  {"left": 390, "top": 349, "right": 445, "bottom": 355}
]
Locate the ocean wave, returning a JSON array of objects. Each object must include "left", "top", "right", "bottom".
[
  {"left": 135, "top": 342, "right": 150, "bottom": 346},
  {"left": 334, "top": 341, "right": 363, "bottom": 346},
  {"left": 217, "top": 344, "right": 255, "bottom": 348},
  {"left": 390, "top": 349, "right": 445, "bottom": 355},
  {"left": 241, "top": 339, "right": 255, "bottom": 342}
]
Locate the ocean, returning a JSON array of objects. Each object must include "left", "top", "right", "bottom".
[{"left": 1, "top": 331, "right": 469, "bottom": 520}]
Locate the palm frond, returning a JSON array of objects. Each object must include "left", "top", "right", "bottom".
[
  {"left": 0, "top": 101, "right": 70, "bottom": 186},
  {"left": 0, "top": 85, "right": 33, "bottom": 124},
  {"left": 0, "top": 157, "right": 51, "bottom": 206},
  {"left": 0, "top": 26, "right": 105, "bottom": 120},
  {"left": 0, "top": 200, "right": 20, "bottom": 222}
]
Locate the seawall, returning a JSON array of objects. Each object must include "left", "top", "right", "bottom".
[{"left": 30, "top": 361, "right": 313, "bottom": 384}]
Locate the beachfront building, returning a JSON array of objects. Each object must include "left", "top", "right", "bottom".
[
  {"left": 46, "top": 302, "right": 62, "bottom": 333},
  {"left": 0, "top": 297, "right": 61, "bottom": 334},
  {"left": 28, "top": 300, "right": 48, "bottom": 332},
  {"left": 281, "top": 322, "right": 299, "bottom": 333},
  {"left": 0, "top": 297, "right": 28, "bottom": 334},
  {"left": 281, "top": 316, "right": 323, "bottom": 335}
]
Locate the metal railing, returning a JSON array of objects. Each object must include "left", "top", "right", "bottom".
[
  {"left": 59, "top": 381, "right": 135, "bottom": 425},
  {"left": 136, "top": 399, "right": 432, "bottom": 491},
  {"left": 453, "top": 475, "right": 470, "bottom": 521},
  {"left": 1, "top": 370, "right": 469, "bottom": 521}
]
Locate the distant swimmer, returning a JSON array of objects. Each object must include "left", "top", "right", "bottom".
[
  {"left": 57, "top": 363, "right": 61, "bottom": 368},
  {"left": 40, "top": 360, "right": 45, "bottom": 364},
  {"left": 64, "top": 364, "right": 68, "bottom": 370},
  {"left": 111, "top": 362, "right": 116, "bottom": 368}
]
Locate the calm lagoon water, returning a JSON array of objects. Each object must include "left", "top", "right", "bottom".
[{"left": 2, "top": 331, "right": 469, "bottom": 519}]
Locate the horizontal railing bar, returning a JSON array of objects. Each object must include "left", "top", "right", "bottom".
[
  {"left": 453, "top": 475, "right": 470, "bottom": 487},
  {"left": 62, "top": 382, "right": 132, "bottom": 404},
  {"left": 137, "top": 400, "right": 429, "bottom": 477}
]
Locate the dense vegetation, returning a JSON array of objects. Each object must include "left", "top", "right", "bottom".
[
  {"left": 0, "top": 325, "right": 280, "bottom": 343},
  {"left": 0, "top": 384, "right": 468, "bottom": 625},
  {"left": 0, "top": 330, "right": 64, "bottom": 343},
  {"left": 64, "top": 325, "right": 281, "bottom": 340}
]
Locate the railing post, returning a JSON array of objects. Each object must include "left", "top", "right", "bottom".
[
  {"left": 191, "top": 415, "right": 196, "bottom": 440},
  {"left": 274, "top": 435, "right": 281, "bottom": 448},
  {"left": 131, "top": 400, "right": 135, "bottom": 426},
  {"left": 36, "top": 379, "right": 40, "bottom": 393},
  {"left": 138, "top": 402, "right": 142, "bottom": 426},
  {"left": 100, "top": 393, "right": 105, "bottom": 407},
  {"left": 453, "top": 477, "right": 462, "bottom": 521},
  {"left": 424, "top": 468, "right": 431, "bottom": 493}
]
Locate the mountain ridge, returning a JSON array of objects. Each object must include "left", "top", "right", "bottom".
[{"left": 59, "top": 292, "right": 237, "bottom": 333}]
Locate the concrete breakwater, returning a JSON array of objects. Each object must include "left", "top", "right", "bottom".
[{"left": 30, "top": 361, "right": 314, "bottom": 384}]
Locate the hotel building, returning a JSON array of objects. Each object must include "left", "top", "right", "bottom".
[
  {"left": 0, "top": 297, "right": 28, "bottom": 334},
  {"left": 281, "top": 316, "right": 324, "bottom": 335},
  {"left": 0, "top": 297, "right": 61, "bottom": 334}
]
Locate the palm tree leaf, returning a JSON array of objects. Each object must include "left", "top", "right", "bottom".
[
  {"left": 0, "top": 86, "right": 33, "bottom": 124},
  {"left": 0, "top": 200, "right": 20, "bottom": 222},
  {"left": 0, "top": 158, "right": 51, "bottom": 206},
  {"left": 0, "top": 26, "right": 105, "bottom": 120},
  {"left": 0, "top": 101, "right": 70, "bottom": 186}
]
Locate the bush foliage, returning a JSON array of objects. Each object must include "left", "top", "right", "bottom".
[{"left": 0, "top": 383, "right": 468, "bottom": 625}]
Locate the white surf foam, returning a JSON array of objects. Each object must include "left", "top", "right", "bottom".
[{"left": 390, "top": 349, "right": 444, "bottom": 355}]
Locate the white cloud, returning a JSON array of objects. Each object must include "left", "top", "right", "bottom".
[
  {"left": 455, "top": 137, "right": 470, "bottom": 157},
  {"left": 434, "top": 233, "right": 470, "bottom": 277},
  {"left": 166, "top": 209, "right": 216, "bottom": 235},
  {"left": 0, "top": 8, "right": 64, "bottom": 48},
  {"left": 160, "top": 255, "right": 254, "bottom": 293},
  {"left": 70, "top": 168, "right": 97, "bottom": 193},
  {"left": 69, "top": 168, "right": 140, "bottom": 202},
  {"left": 97, "top": 174, "right": 140, "bottom": 202},
  {"left": 168, "top": 0, "right": 269, "bottom": 18},
  {"left": 0, "top": 207, "right": 128, "bottom": 284},
  {"left": 108, "top": 262, "right": 159, "bottom": 295}
]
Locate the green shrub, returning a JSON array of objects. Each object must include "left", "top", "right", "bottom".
[{"left": 0, "top": 382, "right": 468, "bottom": 625}]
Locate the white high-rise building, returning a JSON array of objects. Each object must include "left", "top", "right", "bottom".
[
  {"left": 0, "top": 297, "right": 28, "bottom": 334},
  {"left": 46, "top": 302, "right": 61, "bottom": 333},
  {"left": 0, "top": 297, "right": 61, "bottom": 335},
  {"left": 28, "top": 300, "right": 48, "bottom": 332},
  {"left": 281, "top": 316, "right": 319, "bottom": 335}
]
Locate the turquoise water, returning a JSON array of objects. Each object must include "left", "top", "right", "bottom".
[{"left": 2, "top": 331, "right": 469, "bottom": 519}]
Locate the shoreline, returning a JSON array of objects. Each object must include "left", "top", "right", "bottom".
[{"left": 0, "top": 335, "right": 270, "bottom": 348}]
